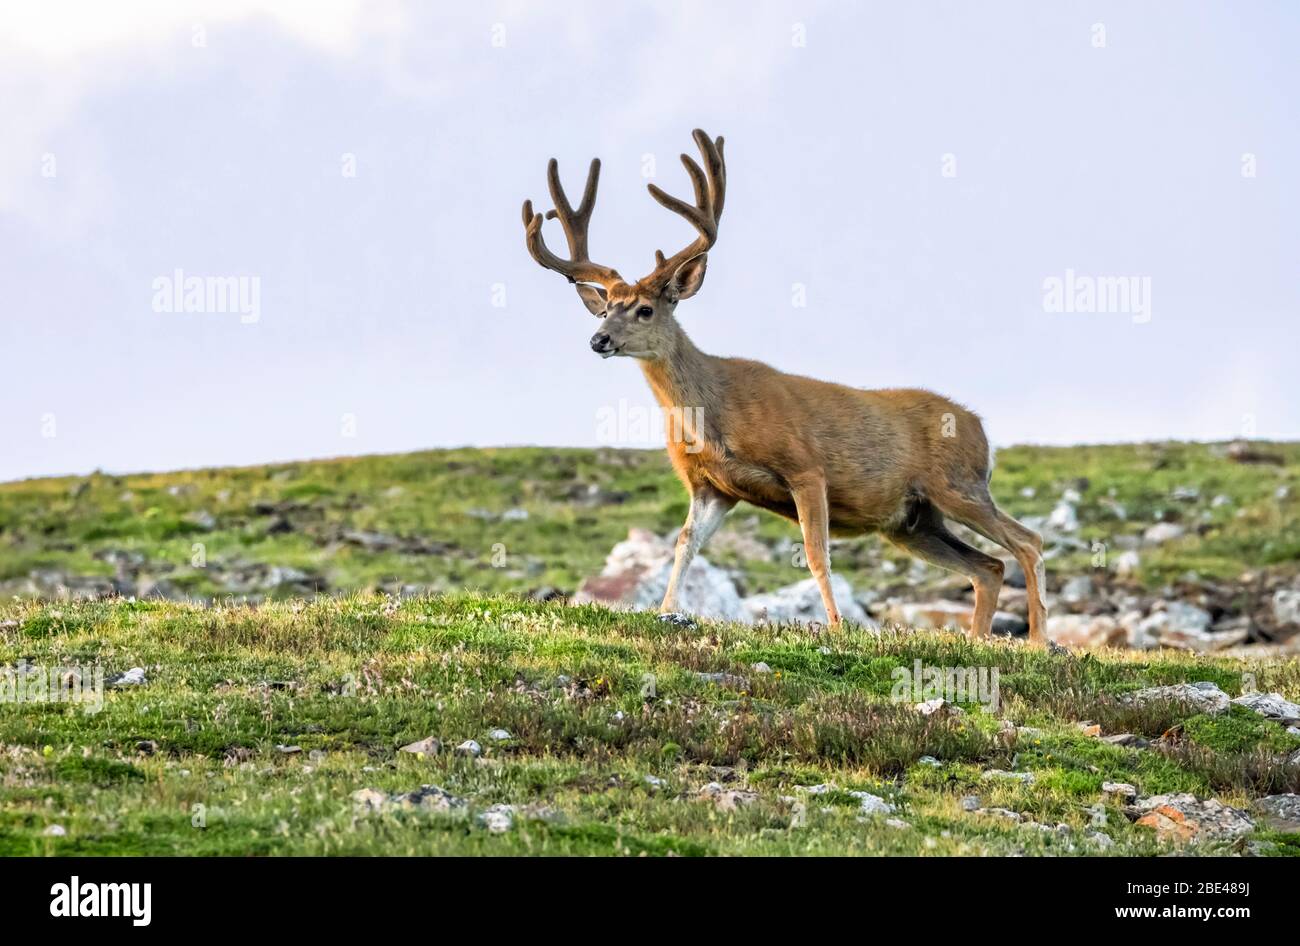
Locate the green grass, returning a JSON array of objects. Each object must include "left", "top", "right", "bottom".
[
  {"left": 2, "top": 441, "right": 1297, "bottom": 602},
  {"left": 2, "top": 592, "right": 1297, "bottom": 856}
]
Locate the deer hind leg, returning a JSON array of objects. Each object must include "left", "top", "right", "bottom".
[
  {"left": 660, "top": 485, "right": 735, "bottom": 615},
  {"left": 887, "top": 501, "right": 1005, "bottom": 638},
  {"left": 937, "top": 492, "right": 1048, "bottom": 644},
  {"left": 790, "top": 475, "right": 842, "bottom": 627}
]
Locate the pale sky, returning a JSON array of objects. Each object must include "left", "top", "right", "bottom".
[{"left": 2, "top": 0, "right": 1297, "bottom": 482}]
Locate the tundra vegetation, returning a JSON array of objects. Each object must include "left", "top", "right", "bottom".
[{"left": 0, "top": 441, "right": 1297, "bottom": 855}]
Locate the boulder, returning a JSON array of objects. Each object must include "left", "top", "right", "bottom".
[
  {"left": 1231, "top": 692, "right": 1300, "bottom": 726},
  {"left": 744, "top": 574, "right": 874, "bottom": 627},
  {"left": 1045, "top": 614, "right": 1126, "bottom": 649},
  {"left": 1128, "top": 793, "right": 1253, "bottom": 842},
  {"left": 1253, "top": 794, "right": 1300, "bottom": 832},
  {"left": 573, "top": 528, "right": 746, "bottom": 621},
  {"left": 1122, "top": 681, "right": 1231, "bottom": 714}
]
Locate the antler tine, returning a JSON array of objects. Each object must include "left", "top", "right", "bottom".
[
  {"left": 642, "top": 129, "right": 726, "bottom": 289},
  {"left": 521, "top": 157, "right": 623, "bottom": 288}
]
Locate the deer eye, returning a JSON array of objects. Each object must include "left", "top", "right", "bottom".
[{"left": 636, "top": 306, "right": 654, "bottom": 320}]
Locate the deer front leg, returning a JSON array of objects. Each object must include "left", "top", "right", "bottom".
[
  {"left": 660, "top": 485, "right": 735, "bottom": 615},
  {"left": 790, "top": 474, "right": 842, "bottom": 627}
]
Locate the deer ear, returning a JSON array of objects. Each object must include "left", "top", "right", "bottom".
[
  {"left": 668, "top": 254, "right": 708, "bottom": 301},
  {"left": 575, "top": 283, "right": 607, "bottom": 316}
]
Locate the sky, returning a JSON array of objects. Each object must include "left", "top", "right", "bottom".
[{"left": 1, "top": 0, "right": 1297, "bottom": 482}]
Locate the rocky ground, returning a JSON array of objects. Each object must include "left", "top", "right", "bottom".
[
  {"left": 1, "top": 593, "right": 1298, "bottom": 855},
  {"left": 1, "top": 441, "right": 1298, "bottom": 656},
  {"left": 1, "top": 441, "right": 1297, "bottom": 855}
]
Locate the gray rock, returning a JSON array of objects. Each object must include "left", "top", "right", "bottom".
[
  {"left": 399, "top": 736, "right": 442, "bottom": 757},
  {"left": 454, "top": 739, "right": 482, "bottom": 757},
  {"left": 107, "top": 667, "right": 147, "bottom": 688},
  {"left": 1231, "top": 692, "right": 1300, "bottom": 726},
  {"left": 983, "top": 769, "right": 1035, "bottom": 784},
  {"left": 1122, "top": 681, "right": 1230, "bottom": 714},
  {"left": 1102, "top": 781, "right": 1137, "bottom": 802},
  {"left": 1060, "top": 575, "right": 1093, "bottom": 604},
  {"left": 478, "top": 804, "right": 515, "bottom": 833},
  {"left": 1128, "top": 793, "right": 1254, "bottom": 841},
  {"left": 743, "top": 574, "right": 875, "bottom": 628},
  {"left": 695, "top": 671, "right": 750, "bottom": 690},
  {"left": 1273, "top": 589, "right": 1300, "bottom": 627},
  {"left": 1253, "top": 794, "right": 1300, "bottom": 832},
  {"left": 960, "top": 795, "right": 982, "bottom": 812},
  {"left": 1142, "top": 522, "right": 1186, "bottom": 546}
]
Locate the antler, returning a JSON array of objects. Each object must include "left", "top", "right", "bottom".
[
  {"left": 521, "top": 157, "right": 624, "bottom": 289},
  {"left": 641, "top": 128, "right": 726, "bottom": 291}
]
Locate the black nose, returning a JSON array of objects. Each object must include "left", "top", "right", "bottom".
[{"left": 590, "top": 332, "right": 612, "bottom": 352}]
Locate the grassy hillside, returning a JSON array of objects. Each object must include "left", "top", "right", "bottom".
[
  {"left": 1, "top": 441, "right": 1298, "bottom": 603},
  {"left": 1, "top": 442, "right": 1298, "bottom": 856},
  {"left": 1, "top": 592, "right": 1297, "bottom": 856}
]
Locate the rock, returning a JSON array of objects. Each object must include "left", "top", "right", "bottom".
[
  {"left": 1171, "top": 486, "right": 1200, "bottom": 502},
  {"left": 751, "top": 662, "right": 772, "bottom": 674},
  {"left": 573, "top": 529, "right": 745, "bottom": 621},
  {"left": 1231, "top": 692, "right": 1300, "bottom": 726},
  {"left": 275, "top": 744, "right": 302, "bottom": 755},
  {"left": 914, "top": 698, "right": 963, "bottom": 717},
  {"left": 1102, "top": 781, "right": 1137, "bottom": 802},
  {"left": 851, "top": 792, "right": 895, "bottom": 816},
  {"left": 980, "top": 808, "right": 1022, "bottom": 823},
  {"left": 643, "top": 774, "right": 666, "bottom": 789},
  {"left": 487, "top": 728, "right": 512, "bottom": 742},
  {"left": 1253, "top": 794, "right": 1300, "bottom": 832},
  {"left": 884, "top": 599, "right": 966, "bottom": 630},
  {"left": 1060, "top": 575, "right": 1093, "bottom": 604},
  {"left": 1273, "top": 589, "right": 1300, "bottom": 627},
  {"left": 351, "top": 788, "right": 388, "bottom": 813},
  {"left": 918, "top": 755, "right": 942, "bottom": 766},
  {"left": 1101, "top": 733, "right": 1149, "bottom": 748},
  {"left": 478, "top": 804, "right": 515, "bottom": 833},
  {"left": 43, "top": 824, "right": 67, "bottom": 837},
  {"left": 657, "top": 612, "right": 697, "bottom": 628},
  {"left": 1129, "top": 793, "right": 1253, "bottom": 842},
  {"left": 454, "top": 739, "right": 482, "bottom": 758},
  {"left": 1211, "top": 494, "right": 1232, "bottom": 508},
  {"left": 743, "top": 574, "right": 875, "bottom": 627},
  {"left": 391, "top": 784, "right": 467, "bottom": 812},
  {"left": 501, "top": 507, "right": 529, "bottom": 521},
  {"left": 983, "top": 769, "right": 1035, "bottom": 784},
  {"left": 992, "top": 611, "right": 1029, "bottom": 637},
  {"left": 1134, "top": 601, "right": 1235, "bottom": 652},
  {"left": 107, "top": 667, "right": 147, "bottom": 688},
  {"left": 885, "top": 818, "right": 911, "bottom": 829},
  {"left": 1122, "top": 681, "right": 1231, "bottom": 714},
  {"left": 1115, "top": 550, "right": 1141, "bottom": 577},
  {"left": 1045, "top": 614, "right": 1125, "bottom": 649},
  {"left": 1142, "top": 523, "right": 1186, "bottom": 546},
  {"left": 136, "top": 740, "right": 158, "bottom": 755},
  {"left": 1086, "top": 830, "right": 1116, "bottom": 850},
  {"left": 695, "top": 671, "right": 750, "bottom": 690},
  {"left": 1047, "top": 501, "right": 1078, "bottom": 533},
  {"left": 960, "top": 795, "right": 981, "bottom": 812},
  {"left": 399, "top": 736, "right": 442, "bottom": 757},
  {"left": 697, "top": 781, "right": 758, "bottom": 812}
]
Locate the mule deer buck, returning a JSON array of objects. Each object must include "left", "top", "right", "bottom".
[{"left": 521, "top": 129, "right": 1047, "bottom": 642}]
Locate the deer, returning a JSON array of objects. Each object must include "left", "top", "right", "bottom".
[{"left": 521, "top": 129, "right": 1048, "bottom": 642}]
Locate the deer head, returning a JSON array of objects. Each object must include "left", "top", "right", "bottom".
[{"left": 521, "top": 129, "right": 726, "bottom": 360}]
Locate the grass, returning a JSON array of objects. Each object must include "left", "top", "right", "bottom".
[
  {"left": 1, "top": 441, "right": 1297, "bottom": 602},
  {"left": 2, "top": 592, "right": 1297, "bottom": 856}
]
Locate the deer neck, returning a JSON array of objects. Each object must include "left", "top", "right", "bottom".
[{"left": 638, "top": 324, "right": 719, "bottom": 421}]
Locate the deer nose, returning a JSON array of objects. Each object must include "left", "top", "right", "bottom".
[{"left": 590, "top": 332, "right": 613, "bottom": 353}]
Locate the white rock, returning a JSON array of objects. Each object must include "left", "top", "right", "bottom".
[
  {"left": 43, "top": 824, "right": 67, "bottom": 837},
  {"left": 851, "top": 791, "right": 895, "bottom": 816},
  {"left": 1059, "top": 575, "right": 1093, "bottom": 604},
  {"left": 454, "top": 739, "right": 482, "bottom": 757},
  {"left": 1142, "top": 522, "right": 1186, "bottom": 545},
  {"left": 478, "top": 804, "right": 515, "bottom": 833},
  {"left": 573, "top": 528, "right": 746, "bottom": 621},
  {"left": 1231, "top": 692, "right": 1300, "bottom": 726},
  {"left": 1123, "top": 681, "right": 1231, "bottom": 714},
  {"left": 1273, "top": 589, "right": 1300, "bottom": 627},
  {"left": 751, "top": 662, "right": 772, "bottom": 674},
  {"left": 487, "top": 728, "right": 512, "bottom": 742},
  {"left": 1047, "top": 502, "right": 1079, "bottom": 533},
  {"left": 399, "top": 736, "right": 442, "bottom": 757},
  {"left": 1115, "top": 550, "right": 1141, "bottom": 577},
  {"left": 107, "top": 667, "right": 147, "bottom": 687},
  {"left": 742, "top": 574, "right": 875, "bottom": 628}
]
